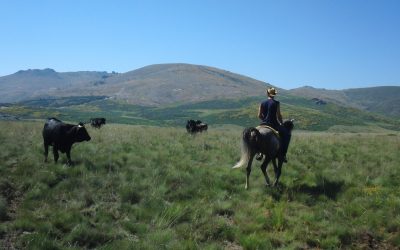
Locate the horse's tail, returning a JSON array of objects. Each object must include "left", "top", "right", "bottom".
[{"left": 232, "top": 127, "right": 260, "bottom": 169}]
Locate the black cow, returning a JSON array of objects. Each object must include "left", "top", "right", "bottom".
[
  {"left": 186, "top": 120, "right": 208, "bottom": 134},
  {"left": 90, "top": 117, "right": 106, "bottom": 129},
  {"left": 43, "top": 118, "right": 91, "bottom": 165}
]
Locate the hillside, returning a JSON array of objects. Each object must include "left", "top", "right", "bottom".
[
  {"left": 287, "top": 86, "right": 352, "bottom": 106},
  {"left": 0, "top": 69, "right": 112, "bottom": 103},
  {"left": 2, "top": 95, "right": 399, "bottom": 131},
  {"left": 344, "top": 86, "right": 400, "bottom": 117},
  {"left": 288, "top": 86, "right": 400, "bottom": 117},
  {"left": 1, "top": 63, "right": 399, "bottom": 129},
  {"left": 0, "top": 64, "right": 271, "bottom": 106},
  {"left": 83, "top": 64, "right": 271, "bottom": 105}
]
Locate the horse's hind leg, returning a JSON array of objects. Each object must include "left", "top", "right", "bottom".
[
  {"left": 260, "top": 157, "right": 271, "bottom": 187},
  {"left": 245, "top": 154, "right": 255, "bottom": 190},
  {"left": 272, "top": 158, "right": 284, "bottom": 187}
]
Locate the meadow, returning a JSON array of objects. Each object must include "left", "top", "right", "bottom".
[{"left": 0, "top": 121, "right": 399, "bottom": 249}]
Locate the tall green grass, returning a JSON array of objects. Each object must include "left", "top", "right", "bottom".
[{"left": 0, "top": 121, "right": 399, "bottom": 249}]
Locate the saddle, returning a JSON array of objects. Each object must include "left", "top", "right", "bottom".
[{"left": 256, "top": 125, "right": 280, "bottom": 138}]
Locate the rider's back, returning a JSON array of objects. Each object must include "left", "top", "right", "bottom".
[{"left": 260, "top": 99, "right": 280, "bottom": 129}]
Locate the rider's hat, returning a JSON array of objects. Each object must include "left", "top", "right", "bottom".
[{"left": 266, "top": 87, "right": 277, "bottom": 97}]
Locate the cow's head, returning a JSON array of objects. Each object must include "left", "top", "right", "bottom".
[
  {"left": 74, "top": 123, "right": 91, "bottom": 142},
  {"left": 186, "top": 120, "right": 195, "bottom": 127}
]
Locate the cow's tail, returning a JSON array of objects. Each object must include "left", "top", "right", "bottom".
[{"left": 232, "top": 127, "right": 260, "bottom": 169}]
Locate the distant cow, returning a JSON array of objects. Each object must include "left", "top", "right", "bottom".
[
  {"left": 90, "top": 117, "right": 106, "bottom": 129},
  {"left": 186, "top": 120, "right": 208, "bottom": 134},
  {"left": 43, "top": 118, "right": 91, "bottom": 165}
]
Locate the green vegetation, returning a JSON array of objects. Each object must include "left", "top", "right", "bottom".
[
  {"left": 19, "top": 96, "right": 108, "bottom": 108},
  {"left": 1, "top": 121, "right": 399, "bottom": 249},
  {"left": 1, "top": 95, "right": 399, "bottom": 131},
  {"left": 287, "top": 86, "right": 400, "bottom": 118},
  {"left": 344, "top": 86, "right": 400, "bottom": 117}
]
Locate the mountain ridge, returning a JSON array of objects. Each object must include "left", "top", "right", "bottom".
[
  {"left": 0, "top": 63, "right": 272, "bottom": 106},
  {"left": 0, "top": 63, "right": 399, "bottom": 117},
  {"left": 0, "top": 68, "right": 111, "bottom": 103},
  {"left": 288, "top": 85, "right": 400, "bottom": 117}
]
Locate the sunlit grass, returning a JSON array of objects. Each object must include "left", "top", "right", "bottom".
[{"left": 0, "top": 121, "right": 399, "bottom": 249}]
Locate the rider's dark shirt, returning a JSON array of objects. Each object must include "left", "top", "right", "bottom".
[{"left": 260, "top": 98, "right": 280, "bottom": 129}]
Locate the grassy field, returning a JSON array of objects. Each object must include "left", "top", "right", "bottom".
[{"left": 0, "top": 121, "right": 399, "bottom": 249}]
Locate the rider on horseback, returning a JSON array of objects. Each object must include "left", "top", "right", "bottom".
[{"left": 258, "top": 87, "right": 291, "bottom": 162}]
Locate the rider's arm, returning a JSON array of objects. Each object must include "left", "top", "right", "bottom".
[
  {"left": 258, "top": 104, "right": 264, "bottom": 120},
  {"left": 277, "top": 103, "right": 283, "bottom": 124}
]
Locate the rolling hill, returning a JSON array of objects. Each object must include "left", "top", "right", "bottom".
[
  {"left": 0, "top": 68, "right": 112, "bottom": 103},
  {"left": 344, "top": 86, "right": 400, "bottom": 117},
  {"left": 288, "top": 86, "right": 400, "bottom": 117},
  {"left": 0, "top": 63, "right": 399, "bottom": 130},
  {"left": 0, "top": 64, "right": 271, "bottom": 106},
  {"left": 1, "top": 94, "right": 399, "bottom": 131}
]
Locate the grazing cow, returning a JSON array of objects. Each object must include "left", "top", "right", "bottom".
[
  {"left": 186, "top": 120, "right": 208, "bottom": 134},
  {"left": 43, "top": 118, "right": 91, "bottom": 165},
  {"left": 90, "top": 117, "right": 106, "bottom": 129}
]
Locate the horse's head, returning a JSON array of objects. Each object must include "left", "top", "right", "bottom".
[{"left": 283, "top": 119, "right": 294, "bottom": 131}]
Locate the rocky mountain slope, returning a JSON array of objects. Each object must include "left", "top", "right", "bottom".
[
  {"left": 288, "top": 86, "right": 400, "bottom": 117},
  {"left": 1, "top": 64, "right": 398, "bottom": 117},
  {"left": 0, "top": 64, "right": 271, "bottom": 106},
  {"left": 0, "top": 68, "right": 111, "bottom": 103}
]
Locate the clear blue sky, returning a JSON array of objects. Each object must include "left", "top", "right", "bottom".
[{"left": 1, "top": 0, "right": 399, "bottom": 89}]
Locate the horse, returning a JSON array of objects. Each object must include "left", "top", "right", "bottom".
[{"left": 232, "top": 120, "right": 294, "bottom": 189}]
